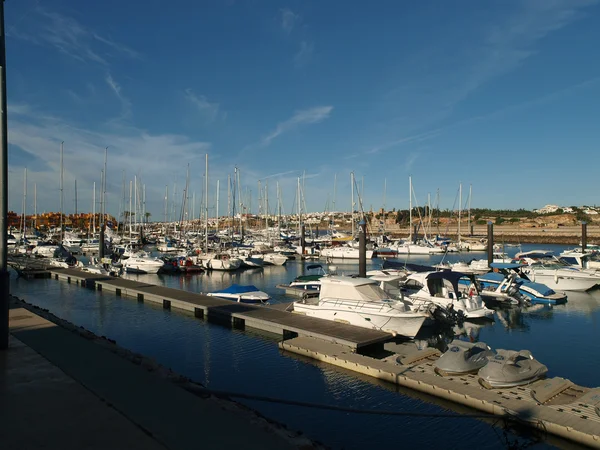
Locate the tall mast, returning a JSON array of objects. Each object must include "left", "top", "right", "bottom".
[
  {"left": 458, "top": 182, "right": 462, "bottom": 243},
  {"left": 409, "top": 176, "right": 412, "bottom": 243},
  {"left": 333, "top": 173, "right": 337, "bottom": 212},
  {"left": 134, "top": 175, "right": 137, "bottom": 233},
  {"left": 204, "top": 154, "right": 208, "bottom": 251},
  {"left": 102, "top": 147, "right": 107, "bottom": 225},
  {"left": 128, "top": 180, "right": 132, "bottom": 240},
  {"left": 74, "top": 179, "right": 78, "bottom": 218},
  {"left": 164, "top": 185, "right": 168, "bottom": 225},
  {"left": 216, "top": 179, "right": 220, "bottom": 234},
  {"left": 297, "top": 177, "right": 301, "bottom": 236},
  {"left": 228, "top": 174, "right": 231, "bottom": 240},
  {"left": 277, "top": 181, "right": 281, "bottom": 237},
  {"left": 350, "top": 172, "right": 355, "bottom": 237},
  {"left": 60, "top": 141, "right": 64, "bottom": 240},
  {"left": 468, "top": 184, "right": 472, "bottom": 234},
  {"left": 22, "top": 168, "right": 26, "bottom": 236},
  {"left": 92, "top": 182, "right": 96, "bottom": 234},
  {"left": 33, "top": 183, "right": 37, "bottom": 229}
]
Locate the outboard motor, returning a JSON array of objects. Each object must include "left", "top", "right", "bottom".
[
  {"left": 434, "top": 340, "right": 494, "bottom": 376},
  {"left": 478, "top": 349, "right": 548, "bottom": 389}
]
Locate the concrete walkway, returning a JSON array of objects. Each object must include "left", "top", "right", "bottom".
[{"left": 2, "top": 306, "right": 307, "bottom": 450}]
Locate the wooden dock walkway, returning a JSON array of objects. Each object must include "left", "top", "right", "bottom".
[
  {"left": 47, "top": 268, "right": 391, "bottom": 349},
  {"left": 280, "top": 336, "right": 600, "bottom": 449}
]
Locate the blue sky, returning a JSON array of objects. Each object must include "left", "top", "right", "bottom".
[{"left": 6, "top": 0, "right": 600, "bottom": 219}]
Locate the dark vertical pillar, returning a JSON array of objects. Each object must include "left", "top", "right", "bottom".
[
  {"left": 487, "top": 221, "right": 494, "bottom": 268},
  {"left": 0, "top": 1, "right": 9, "bottom": 350},
  {"left": 301, "top": 223, "right": 306, "bottom": 256},
  {"left": 582, "top": 221, "right": 587, "bottom": 252},
  {"left": 99, "top": 223, "right": 105, "bottom": 258},
  {"left": 470, "top": 224, "right": 474, "bottom": 236},
  {"left": 413, "top": 225, "right": 418, "bottom": 244},
  {"left": 358, "top": 219, "right": 366, "bottom": 277}
]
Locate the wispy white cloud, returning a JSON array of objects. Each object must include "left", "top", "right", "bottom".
[
  {"left": 261, "top": 105, "right": 333, "bottom": 146},
  {"left": 280, "top": 8, "right": 300, "bottom": 34},
  {"left": 105, "top": 73, "right": 132, "bottom": 120},
  {"left": 9, "top": 7, "right": 141, "bottom": 65},
  {"left": 293, "top": 40, "right": 314, "bottom": 67},
  {"left": 404, "top": 152, "right": 420, "bottom": 172},
  {"left": 7, "top": 104, "right": 211, "bottom": 216},
  {"left": 184, "top": 89, "right": 222, "bottom": 122}
]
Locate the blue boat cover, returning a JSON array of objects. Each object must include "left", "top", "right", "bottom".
[
  {"left": 383, "top": 260, "right": 437, "bottom": 273},
  {"left": 521, "top": 281, "right": 555, "bottom": 297},
  {"left": 490, "top": 262, "right": 521, "bottom": 269},
  {"left": 213, "top": 284, "right": 260, "bottom": 294}
]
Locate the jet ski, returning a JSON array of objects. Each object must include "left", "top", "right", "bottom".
[
  {"left": 434, "top": 340, "right": 494, "bottom": 376},
  {"left": 478, "top": 349, "right": 548, "bottom": 389}
]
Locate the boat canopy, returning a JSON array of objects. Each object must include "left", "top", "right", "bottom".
[
  {"left": 383, "top": 260, "right": 437, "bottom": 273},
  {"left": 212, "top": 284, "right": 261, "bottom": 294},
  {"left": 320, "top": 276, "right": 388, "bottom": 302},
  {"left": 490, "top": 262, "right": 522, "bottom": 270},
  {"left": 306, "top": 264, "right": 323, "bottom": 270}
]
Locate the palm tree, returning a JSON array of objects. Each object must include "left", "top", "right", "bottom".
[{"left": 144, "top": 212, "right": 151, "bottom": 224}]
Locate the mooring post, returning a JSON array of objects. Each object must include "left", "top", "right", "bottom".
[
  {"left": 359, "top": 218, "right": 367, "bottom": 277},
  {"left": 301, "top": 223, "right": 306, "bottom": 257},
  {"left": 487, "top": 221, "right": 494, "bottom": 268},
  {"left": 582, "top": 221, "right": 587, "bottom": 253},
  {"left": 470, "top": 224, "right": 474, "bottom": 236},
  {"left": 0, "top": 0, "right": 9, "bottom": 350},
  {"left": 99, "top": 223, "right": 106, "bottom": 258},
  {"left": 413, "top": 224, "right": 418, "bottom": 244}
]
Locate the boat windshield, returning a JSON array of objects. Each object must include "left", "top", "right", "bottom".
[{"left": 354, "top": 283, "right": 389, "bottom": 301}]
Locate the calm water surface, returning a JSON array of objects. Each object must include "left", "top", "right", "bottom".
[{"left": 10, "top": 243, "right": 600, "bottom": 449}]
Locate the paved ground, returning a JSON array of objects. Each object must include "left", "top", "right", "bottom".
[{"left": 1, "top": 306, "right": 308, "bottom": 450}]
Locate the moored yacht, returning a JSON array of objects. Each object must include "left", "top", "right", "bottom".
[
  {"left": 401, "top": 271, "right": 494, "bottom": 320},
  {"left": 293, "top": 276, "right": 429, "bottom": 338}
]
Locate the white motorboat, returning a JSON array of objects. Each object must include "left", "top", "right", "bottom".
[
  {"left": 401, "top": 271, "right": 494, "bottom": 320},
  {"left": 261, "top": 252, "right": 288, "bottom": 266},
  {"left": 293, "top": 276, "right": 429, "bottom": 338},
  {"left": 207, "top": 284, "right": 270, "bottom": 304},
  {"left": 520, "top": 263, "right": 600, "bottom": 291},
  {"left": 122, "top": 256, "right": 164, "bottom": 274},
  {"left": 391, "top": 241, "right": 445, "bottom": 255},
  {"left": 559, "top": 249, "right": 600, "bottom": 270},
  {"left": 198, "top": 253, "right": 242, "bottom": 271},
  {"left": 319, "top": 246, "right": 374, "bottom": 260}
]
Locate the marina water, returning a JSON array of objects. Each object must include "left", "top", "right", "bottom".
[{"left": 11, "top": 243, "right": 600, "bottom": 449}]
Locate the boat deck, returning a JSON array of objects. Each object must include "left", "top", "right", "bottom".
[
  {"left": 280, "top": 336, "right": 600, "bottom": 449},
  {"left": 47, "top": 268, "right": 391, "bottom": 349}
]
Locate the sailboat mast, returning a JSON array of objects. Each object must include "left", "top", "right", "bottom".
[
  {"left": 204, "top": 154, "right": 208, "bottom": 251},
  {"left": 128, "top": 180, "right": 132, "bottom": 240},
  {"left": 409, "top": 176, "right": 412, "bottom": 242},
  {"left": 92, "top": 182, "right": 96, "bottom": 234},
  {"left": 74, "top": 179, "right": 78, "bottom": 218},
  {"left": 350, "top": 172, "right": 355, "bottom": 237},
  {"left": 164, "top": 185, "right": 168, "bottom": 225},
  {"left": 103, "top": 147, "right": 107, "bottom": 225},
  {"left": 22, "top": 168, "right": 26, "bottom": 236},
  {"left": 333, "top": 173, "right": 337, "bottom": 213},
  {"left": 468, "top": 184, "right": 472, "bottom": 235},
  {"left": 216, "top": 180, "right": 220, "bottom": 235},
  {"left": 458, "top": 182, "right": 462, "bottom": 243},
  {"left": 60, "top": 141, "right": 64, "bottom": 241},
  {"left": 34, "top": 183, "right": 37, "bottom": 229}
]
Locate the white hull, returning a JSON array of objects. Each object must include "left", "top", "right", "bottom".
[
  {"left": 319, "top": 247, "right": 374, "bottom": 259},
  {"left": 262, "top": 253, "right": 288, "bottom": 266},
  {"left": 293, "top": 300, "right": 426, "bottom": 338},
  {"left": 393, "top": 244, "right": 444, "bottom": 255},
  {"left": 207, "top": 292, "right": 270, "bottom": 303},
  {"left": 523, "top": 270, "right": 598, "bottom": 291},
  {"left": 203, "top": 258, "right": 242, "bottom": 271},
  {"left": 123, "top": 257, "right": 164, "bottom": 274}
]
